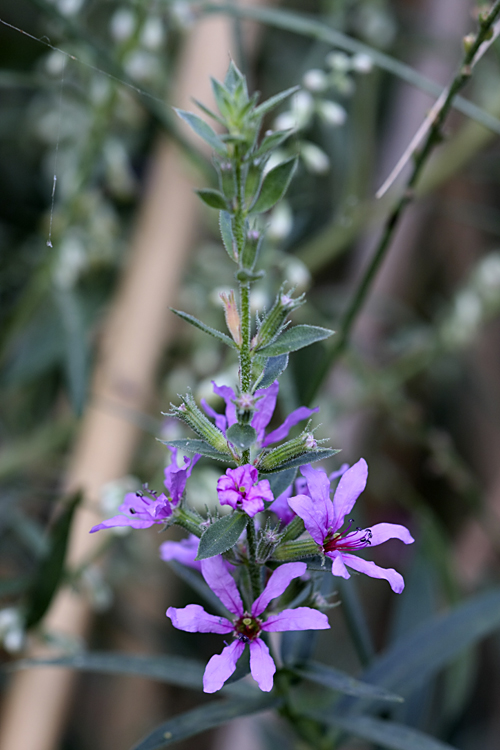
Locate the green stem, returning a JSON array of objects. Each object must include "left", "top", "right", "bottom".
[
  {"left": 305, "top": 0, "right": 500, "bottom": 405},
  {"left": 173, "top": 507, "right": 203, "bottom": 537},
  {"left": 245, "top": 518, "right": 262, "bottom": 598}
]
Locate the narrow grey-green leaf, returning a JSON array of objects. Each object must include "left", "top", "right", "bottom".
[
  {"left": 295, "top": 662, "right": 403, "bottom": 702},
  {"left": 254, "top": 130, "right": 293, "bottom": 159},
  {"left": 226, "top": 423, "right": 257, "bottom": 450},
  {"left": 196, "top": 188, "right": 228, "bottom": 210},
  {"left": 254, "top": 86, "right": 299, "bottom": 117},
  {"left": 338, "top": 587, "right": 500, "bottom": 715},
  {"left": 24, "top": 492, "right": 81, "bottom": 629},
  {"left": 193, "top": 98, "right": 226, "bottom": 127},
  {"left": 259, "top": 448, "right": 341, "bottom": 474},
  {"left": 265, "top": 467, "right": 296, "bottom": 498},
  {"left": 210, "top": 77, "right": 232, "bottom": 119},
  {"left": 196, "top": 514, "right": 249, "bottom": 560},
  {"left": 257, "top": 354, "right": 289, "bottom": 389},
  {"left": 169, "top": 309, "right": 235, "bottom": 348},
  {"left": 219, "top": 211, "right": 237, "bottom": 261},
  {"left": 304, "top": 712, "right": 458, "bottom": 750},
  {"left": 250, "top": 157, "right": 297, "bottom": 214},
  {"left": 175, "top": 109, "right": 227, "bottom": 155},
  {"left": 133, "top": 695, "right": 282, "bottom": 750},
  {"left": 256, "top": 325, "right": 334, "bottom": 356},
  {"left": 224, "top": 61, "right": 247, "bottom": 95},
  {"left": 159, "top": 439, "right": 233, "bottom": 463}
]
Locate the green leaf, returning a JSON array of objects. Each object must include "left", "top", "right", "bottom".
[
  {"left": 132, "top": 695, "right": 282, "bottom": 750},
  {"left": 224, "top": 61, "right": 247, "bottom": 95},
  {"left": 265, "top": 467, "right": 296, "bottom": 497},
  {"left": 196, "top": 514, "right": 249, "bottom": 560},
  {"left": 193, "top": 98, "right": 226, "bottom": 127},
  {"left": 338, "top": 587, "right": 500, "bottom": 714},
  {"left": 256, "top": 325, "right": 334, "bottom": 356},
  {"left": 250, "top": 157, "right": 297, "bottom": 214},
  {"left": 203, "top": 5, "right": 500, "bottom": 136},
  {"left": 254, "top": 86, "right": 299, "bottom": 117},
  {"left": 219, "top": 211, "right": 237, "bottom": 261},
  {"left": 256, "top": 354, "right": 289, "bottom": 389},
  {"left": 159, "top": 439, "right": 233, "bottom": 463},
  {"left": 304, "top": 712, "right": 459, "bottom": 750},
  {"left": 169, "top": 309, "right": 235, "bottom": 348},
  {"left": 24, "top": 492, "right": 81, "bottom": 629},
  {"left": 210, "top": 77, "right": 232, "bottom": 119},
  {"left": 295, "top": 662, "right": 403, "bottom": 702},
  {"left": 196, "top": 188, "right": 228, "bottom": 210},
  {"left": 259, "top": 448, "right": 341, "bottom": 474},
  {"left": 175, "top": 109, "right": 227, "bottom": 155},
  {"left": 226, "top": 423, "right": 257, "bottom": 450},
  {"left": 254, "top": 129, "right": 293, "bottom": 159}
]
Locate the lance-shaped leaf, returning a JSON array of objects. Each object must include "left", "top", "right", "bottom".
[
  {"left": 133, "top": 695, "right": 282, "bottom": 750},
  {"left": 196, "top": 188, "right": 228, "bottom": 210},
  {"left": 226, "top": 424, "right": 257, "bottom": 450},
  {"left": 254, "top": 86, "right": 300, "bottom": 117},
  {"left": 302, "top": 712, "right": 459, "bottom": 750},
  {"left": 250, "top": 157, "right": 297, "bottom": 214},
  {"left": 24, "top": 492, "right": 81, "bottom": 629},
  {"left": 337, "top": 587, "right": 500, "bottom": 715},
  {"left": 256, "top": 325, "right": 334, "bottom": 357},
  {"left": 295, "top": 662, "right": 403, "bottom": 702},
  {"left": 259, "top": 448, "right": 341, "bottom": 474},
  {"left": 219, "top": 211, "right": 237, "bottom": 261},
  {"left": 254, "top": 129, "right": 293, "bottom": 159},
  {"left": 159, "top": 439, "right": 233, "bottom": 463},
  {"left": 169, "top": 309, "right": 235, "bottom": 348},
  {"left": 175, "top": 109, "right": 227, "bottom": 156},
  {"left": 255, "top": 354, "right": 289, "bottom": 390},
  {"left": 265, "top": 467, "right": 296, "bottom": 498},
  {"left": 196, "top": 513, "right": 249, "bottom": 560}
]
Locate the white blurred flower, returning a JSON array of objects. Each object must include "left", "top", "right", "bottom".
[
  {"left": 284, "top": 256, "right": 311, "bottom": 292},
  {"left": 326, "top": 51, "right": 351, "bottom": 72},
  {"left": 475, "top": 252, "right": 500, "bottom": 297},
  {"left": 274, "top": 91, "right": 314, "bottom": 132},
  {"left": 268, "top": 201, "right": 293, "bottom": 242},
  {"left": 300, "top": 141, "right": 330, "bottom": 174},
  {"left": 110, "top": 9, "right": 136, "bottom": 42},
  {"left": 273, "top": 111, "right": 297, "bottom": 131},
  {"left": 124, "top": 50, "right": 159, "bottom": 82},
  {"left": 53, "top": 235, "right": 87, "bottom": 289},
  {"left": 45, "top": 50, "right": 67, "bottom": 76},
  {"left": 250, "top": 286, "right": 269, "bottom": 314},
  {"left": 140, "top": 17, "right": 165, "bottom": 50},
  {"left": 316, "top": 99, "right": 347, "bottom": 126},
  {"left": 262, "top": 149, "right": 288, "bottom": 176},
  {"left": 352, "top": 53, "right": 373, "bottom": 74},
  {"left": 0, "top": 608, "right": 25, "bottom": 654},
  {"left": 57, "top": 0, "right": 84, "bottom": 16},
  {"left": 302, "top": 68, "right": 329, "bottom": 92}
]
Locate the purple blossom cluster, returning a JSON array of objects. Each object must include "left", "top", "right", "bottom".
[{"left": 91, "top": 380, "right": 414, "bottom": 693}]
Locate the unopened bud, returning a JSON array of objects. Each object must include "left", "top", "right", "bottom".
[
  {"left": 256, "top": 428, "right": 321, "bottom": 472},
  {"left": 220, "top": 290, "right": 242, "bottom": 346},
  {"left": 252, "top": 286, "right": 305, "bottom": 351},
  {"left": 256, "top": 523, "right": 284, "bottom": 563},
  {"left": 169, "top": 392, "right": 231, "bottom": 454},
  {"left": 463, "top": 33, "right": 476, "bottom": 55}
]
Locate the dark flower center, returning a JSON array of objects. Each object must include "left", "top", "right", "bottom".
[
  {"left": 234, "top": 613, "right": 262, "bottom": 642},
  {"left": 323, "top": 519, "right": 372, "bottom": 553}
]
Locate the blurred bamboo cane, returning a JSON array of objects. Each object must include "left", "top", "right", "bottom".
[{"left": 0, "top": 9, "right": 261, "bottom": 750}]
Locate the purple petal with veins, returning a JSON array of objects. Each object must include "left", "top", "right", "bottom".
[
  {"left": 166, "top": 604, "right": 233, "bottom": 633},
  {"left": 341, "top": 553, "right": 405, "bottom": 593},
  {"left": 249, "top": 638, "right": 276, "bottom": 692},
  {"left": 252, "top": 562, "right": 307, "bottom": 616},
  {"left": 251, "top": 381, "right": 279, "bottom": 440},
  {"left": 263, "top": 607, "right": 330, "bottom": 632},
  {"left": 288, "top": 493, "right": 329, "bottom": 546},
  {"left": 201, "top": 556, "right": 244, "bottom": 616},
  {"left": 212, "top": 382, "right": 238, "bottom": 427},
  {"left": 203, "top": 640, "right": 246, "bottom": 693},
  {"left": 331, "top": 458, "right": 368, "bottom": 530}
]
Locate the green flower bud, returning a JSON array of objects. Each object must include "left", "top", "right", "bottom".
[
  {"left": 251, "top": 286, "right": 305, "bottom": 350},
  {"left": 255, "top": 522, "right": 284, "bottom": 564},
  {"left": 169, "top": 392, "right": 230, "bottom": 455},
  {"left": 256, "top": 427, "right": 320, "bottom": 472}
]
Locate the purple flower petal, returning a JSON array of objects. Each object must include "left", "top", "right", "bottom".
[
  {"left": 201, "top": 556, "right": 244, "bottom": 616},
  {"left": 328, "top": 550, "right": 351, "bottom": 579},
  {"left": 212, "top": 382, "right": 238, "bottom": 428},
  {"left": 166, "top": 604, "right": 233, "bottom": 633},
  {"left": 363, "top": 523, "right": 414, "bottom": 547},
  {"left": 163, "top": 449, "right": 200, "bottom": 504},
  {"left": 263, "top": 405, "right": 319, "bottom": 447},
  {"left": 300, "top": 464, "right": 334, "bottom": 529},
  {"left": 328, "top": 463, "right": 350, "bottom": 481},
  {"left": 203, "top": 640, "right": 246, "bottom": 693},
  {"left": 287, "top": 493, "right": 328, "bottom": 546},
  {"left": 249, "top": 638, "right": 276, "bottom": 692},
  {"left": 217, "top": 466, "right": 269, "bottom": 517},
  {"left": 331, "top": 458, "right": 368, "bottom": 530},
  {"left": 269, "top": 485, "right": 295, "bottom": 526},
  {"left": 251, "top": 381, "right": 279, "bottom": 441},
  {"left": 201, "top": 398, "right": 228, "bottom": 435},
  {"left": 263, "top": 607, "right": 330, "bottom": 632},
  {"left": 90, "top": 515, "right": 154, "bottom": 532},
  {"left": 340, "top": 553, "right": 405, "bottom": 593},
  {"left": 159, "top": 535, "right": 201, "bottom": 570},
  {"left": 252, "top": 562, "right": 307, "bottom": 616}
]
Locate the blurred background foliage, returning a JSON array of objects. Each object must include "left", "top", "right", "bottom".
[{"left": 2, "top": 0, "right": 500, "bottom": 748}]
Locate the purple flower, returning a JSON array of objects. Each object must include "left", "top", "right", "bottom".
[
  {"left": 288, "top": 459, "right": 414, "bottom": 593},
  {"left": 90, "top": 448, "right": 200, "bottom": 533},
  {"left": 159, "top": 534, "right": 201, "bottom": 571},
  {"left": 201, "top": 380, "right": 318, "bottom": 448},
  {"left": 167, "top": 556, "right": 330, "bottom": 692},
  {"left": 217, "top": 465, "right": 273, "bottom": 517},
  {"left": 270, "top": 463, "right": 350, "bottom": 526}
]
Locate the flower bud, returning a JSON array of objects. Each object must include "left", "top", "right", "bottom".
[
  {"left": 256, "top": 428, "right": 320, "bottom": 472},
  {"left": 256, "top": 523, "right": 284, "bottom": 564},
  {"left": 169, "top": 392, "right": 231, "bottom": 454},
  {"left": 251, "top": 286, "right": 305, "bottom": 350},
  {"left": 302, "top": 68, "right": 329, "bottom": 92},
  {"left": 300, "top": 142, "right": 330, "bottom": 174},
  {"left": 220, "top": 290, "right": 242, "bottom": 346}
]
